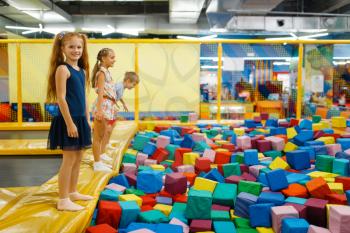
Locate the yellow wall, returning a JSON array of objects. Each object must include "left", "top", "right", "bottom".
[
  {"left": 7, "top": 42, "right": 200, "bottom": 114},
  {"left": 0, "top": 44, "right": 8, "bottom": 77},
  {"left": 138, "top": 43, "right": 200, "bottom": 113}
]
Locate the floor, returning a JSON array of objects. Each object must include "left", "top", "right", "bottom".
[{"left": 0, "top": 155, "right": 62, "bottom": 187}]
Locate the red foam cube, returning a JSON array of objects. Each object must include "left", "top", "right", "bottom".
[
  {"left": 214, "top": 151, "right": 231, "bottom": 164},
  {"left": 195, "top": 157, "right": 211, "bottom": 173},
  {"left": 335, "top": 177, "right": 350, "bottom": 191},
  {"left": 86, "top": 224, "right": 117, "bottom": 233},
  {"left": 96, "top": 201, "right": 122, "bottom": 229},
  {"left": 150, "top": 148, "right": 169, "bottom": 163}
]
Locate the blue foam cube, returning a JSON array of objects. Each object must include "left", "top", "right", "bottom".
[
  {"left": 281, "top": 218, "right": 309, "bottom": 233},
  {"left": 285, "top": 197, "right": 307, "bottom": 205},
  {"left": 156, "top": 196, "right": 173, "bottom": 205},
  {"left": 304, "top": 141, "right": 324, "bottom": 146},
  {"left": 137, "top": 170, "right": 163, "bottom": 193},
  {"left": 99, "top": 189, "right": 122, "bottom": 201},
  {"left": 119, "top": 201, "right": 140, "bottom": 228},
  {"left": 311, "top": 145, "right": 328, "bottom": 155},
  {"left": 297, "top": 146, "right": 316, "bottom": 160},
  {"left": 213, "top": 221, "right": 237, "bottom": 233},
  {"left": 143, "top": 142, "right": 157, "bottom": 155},
  {"left": 323, "top": 128, "right": 334, "bottom": 134},
  {"left": 245, "top": 120, "right": 256, "bottom": 128},
  {"left": 266, "top": 169, "right": 288, "bottom": 191},
  {"left": 346, "top": 190, "right": 350, "bottom": 205},
  {"left": 257, "top": 192, "right": 285, "bottom": 206},
  {"left": 266, "top": 119, "right": 278, "bottom": 127},
  {"left": 173, "top": 138, "right": 183, "bottom": 145},
  {"left": 133, "top": 134, "right": 151, "bottom": 151},
  {"left": 222, "top": 130, "right": 235, "bottom": 141},
  {"left": 249, "top": 203, "right": 274, "bottom": 227},
  {"left": 244, "top": 149, "right": 259, "bottom": 166},
  {"left": 234, "top": 192, "right": 258, "bottom": 218},
  {"left": 203, "top": 168, "right": 225, "bottom": 183},
  {"left": 299, "top": 119, "right": 312, "bottom": 130},
  {"left": 109, "top": 174, "right": 130, "bottom": 188},
  {"left": 270, "top": 127, "right": 287, "bottom": 136},
  {"left": 333, "top": 158, "right": 349, "bottom": 176},
  {"left": 231, "top": 133, "right": 237, "bottom": 145},
  {"left": 286, "top": 150, "right": 311, "bottom": 170},
  {"left": 155, "top": 223, "right": 183, "bottom": 233},
  {"left": 160, "top": 129, "right": 180, "bottom": 143},
  {"left": 336, "top": 151, "right": 350, "bottom": 159},
  {"left": 257, "top": 173, "right": 269, "bottom": 187},
  {"left": 294, "top": 130, "right": 314, "bottom": 145},
  {"left": 337, "top": 138, "right": 350, "bottom": 151},
  {"left": 126, "top": 223, "right": 157, "bottom": 232},
  {"left": 286, "top": 173, "right": 310, "bottom": 184},
  {"left": 180, "top": 134, "right": 195, "bottom": 148}
]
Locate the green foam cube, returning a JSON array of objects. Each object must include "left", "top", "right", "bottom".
[
  {"left": 165, "top": 144, "right": 180, "bottom": 160},
  {"left": 138, "top": 210, "right": 169, "bottom": 223},
  {"left": 316, "top": 155, "right": 335, "bottom": 172},
  {"left": 194, "top": 141, "right": 211, "bottom": 152},
  {"left": 223, "top": 162, "right": 241, "bottom": 177},
  {"left": 211, "top": 210, "right": 230, "bottom": 221},
  {"left": 213, "top": 183, "right": 237, "bottom": 207},
  {"left": 234, "top": 218, "right": 251, "bottom": 228},
  {"left": 238, "top": 180, "right": 262, "bottom": 196},
  {"left": 333, "top": 158, "right": 349, "bottom": 176},
  {"left": 185, "top": 189, "right": 212, "bottom": 219}
]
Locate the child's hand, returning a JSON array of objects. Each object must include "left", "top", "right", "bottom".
[
  {"left": 123, "top": 104, "right": 129, "bottom": 112},
  {"left": 95, "top": 110, "right": 104, "bottom": 121},
  {"left": 67, "top": 123, "right": 79, "bottom": 138}
]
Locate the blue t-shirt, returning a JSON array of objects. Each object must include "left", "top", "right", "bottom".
[{"left": 115, "top": 82, "right": 124, "bottom": 101}]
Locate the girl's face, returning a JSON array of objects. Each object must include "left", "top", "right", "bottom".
[
  {"left": 102, "top": 51, "right": 116, "bottom": 68},
  {"left": 62, "top": 36, "right": 83, "bottom": 62}
]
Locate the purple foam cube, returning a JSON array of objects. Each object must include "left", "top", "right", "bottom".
[
  {"left": 257, "top": 140, "right": 272, "bottom": 153},
  {"left": 190, "top": 219, "right": 212, "bottom": 232},
  {"left": 164, "top": 172, "right": 187, "bottom": 195},
  {"left": 304, "top": 198, "right": 328, "bottom": 228}
]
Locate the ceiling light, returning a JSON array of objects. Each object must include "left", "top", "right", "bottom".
[
  {"left": 6, "top": 24, "right": 75, "bottom": 35},
  {"left": 298, "top": 33, "right": 329, "bottom": 39},
  {"left": 210, "top": 28, "right": 227, "bottom": 33},
  {"left": 177, "top": 35, "right": 217, "bottom": 40}
]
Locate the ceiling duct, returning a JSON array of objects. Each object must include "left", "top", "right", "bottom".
[
  {"left": 206, "top": 0, "right": 284, "bottom": 30},
  {"left": 169, "top": 0, "right": 206, "bottom": 24}
]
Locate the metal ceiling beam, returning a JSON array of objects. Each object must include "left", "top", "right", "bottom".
[{"left": 323, "top": 0, "right": 350, "bottom": 13}]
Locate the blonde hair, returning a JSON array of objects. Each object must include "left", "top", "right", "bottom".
[
  {"left": 46, "top": 32, "right": 90, "bottom": 102},
  {"left": 91, "top": 48, "right": 114, "bottom": 88},
  {"left": 124, "top": 71, "right": 139, "bottom": 83}
]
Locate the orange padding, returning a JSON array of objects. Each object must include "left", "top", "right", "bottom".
[{"left": 0, "top": 121, "right": 137, "bottom": 233}]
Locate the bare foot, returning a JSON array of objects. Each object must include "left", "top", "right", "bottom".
[
  {"left": 69, "top": 192, "right": 94, "bottom": 201},
  {"left": 57, "top": 198, "right": 85, "bottom": 211}
]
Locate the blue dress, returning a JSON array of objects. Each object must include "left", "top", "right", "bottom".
[{"left": 48, "top": 63, "right": 92, "bottom": 150}]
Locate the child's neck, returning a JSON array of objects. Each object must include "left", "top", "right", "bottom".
[
  {"left": 66, "top": 59, "right": 78, "bottom": 67},
  {"left": 100, "top": 64, "right": 109, "bottom": 69}
]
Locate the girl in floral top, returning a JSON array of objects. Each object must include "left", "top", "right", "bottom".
[{"left": 91, "top": 48, "right": 117, "bottom": 172}]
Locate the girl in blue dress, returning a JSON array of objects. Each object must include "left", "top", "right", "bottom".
[{"left": 47, "top": 32, "right": 93, "bottom": 211}]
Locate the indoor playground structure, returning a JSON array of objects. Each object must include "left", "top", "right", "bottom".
[
  {"left": 0, "top": 0, "right": 350, "bottom": 229},
  {"left": 1, "top": 38, "right": 350, "bottom": 232}
]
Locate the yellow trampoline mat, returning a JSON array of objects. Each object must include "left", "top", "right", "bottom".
[{"left": 0, "top": 121, "right": 137, "bottom": 233}]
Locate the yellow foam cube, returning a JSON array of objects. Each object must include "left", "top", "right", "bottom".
[
  {"left": 269, "top": 157, "right": 290, "bottom": 170},
  {"left": 153, "top": 204, "right": 172, "bottom": 216},
  {"left": 258, "top": 153, "right": 265, "bottom": 159},
  {"left": 316, "top": 137, "right": 335, "bottom": 145},
  {"left": 215, "top": 148, "right": 229, "bottom": 152},
  {"left": 332, "top": 116, "right": 346, "bottom": 128},
  {"left": 149, "top": 164, "right": 165, "bottom": 171},
  {"left": 284, "top": 142, "right": 298, "bottom": 152},
  {"left": 252, "top": 112, "right": 261, "bottom": 118},
  {"left": 126, "top": 149, "right": 138, "bottom": 156},
  {"left": 321, "top": 121, "right": 331, "bottom": 129},
  {"left": 312, "top": 123, "right": 324, "bottom": 131},
  {"left": 193, "top": 177, "right": 218, "bottom": 193},
  {"left": 146, "top": 123, "right": 155, "bottom": 131},
  {"left": 308, "top": 171, "right": 338, "bottom": 179},
  {"left": 328, "top": 183, "right": 344, "bottom": 194},
  {"left": 256, "top": 227, "right": 275, "bottom": 233},
  {"left": 234, "top": 128, "right": 245, "bottom": 136},
  {"left": 324, "top": 177, "right": 335, "bottom": 183},
  {"left": 183, "top": 152, "right": 200, "bottom": 165},
  {"left": 210, "top": 164, "right": 218, "bottom": 169},
  {"left": 286, "top": 127, "right": 297, "bottom": 139},
  {"left": 119, "top": 194, "right": 142, "bottom": 206},
  {"left": 216, "top": 140, "right": 229, "bottom": 145},
  {"left": 257, "top": 129, "right": 269, "bottom": 134}
]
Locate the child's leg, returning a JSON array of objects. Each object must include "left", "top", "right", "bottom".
[
  {"left": 101, "top": 120, "right": 117, "bottom": 154},
  {"left": 69, "top": 150, "right": 93, "bottom": 201},
  {"left": 57, "top": 150, "right": 84, "bottom": 211},
  {"left": 92, "top": 119, "right": 107, "bottom": 162}
]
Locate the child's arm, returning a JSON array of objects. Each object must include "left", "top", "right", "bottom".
[
  {"left": 95, "top": 71, "right": 106, "bottom": 121},
  {"left": 55, "top": 65, "right": 78, "bottom": 138},
  {"left": 120, "top": 98, "right": 128, "bottom": 112}
]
